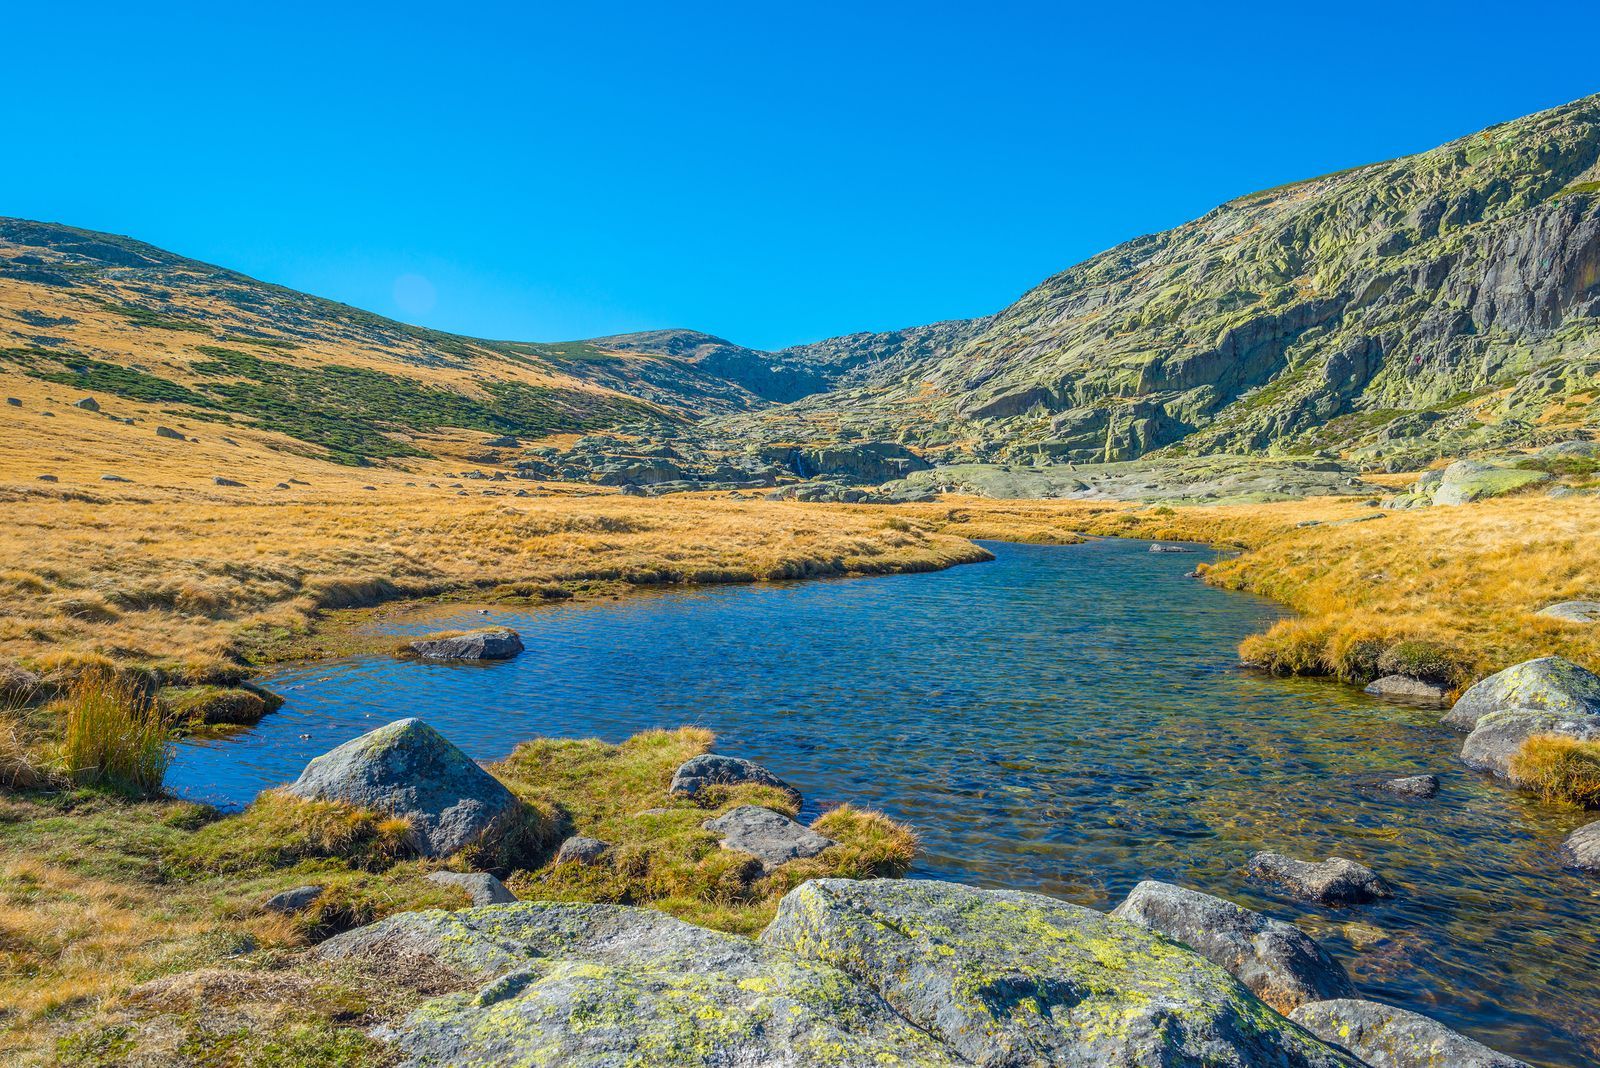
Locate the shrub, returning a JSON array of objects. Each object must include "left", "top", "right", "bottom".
[
  {"left": 1509, "top": 735, "right": 1600, "bottom": 808},
  {"left": 58, "top": 670, "right": 169, "bottom": 795},
  {"left": 1377, "top": 639, "right": 1465, "bottom": 685}
]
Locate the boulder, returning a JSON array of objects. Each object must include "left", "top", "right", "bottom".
[
  {"left": 1289, "top": 999, "right": 1532, "bottom": 1068},
  {"left": 1537, "top": 600, "right": 1600, "bottom": 623},
  {"left": 263, "top": 885, "right": 324, "bottom": 914},
  {"left": 155, "top": 425, "right": 185, "bottom": 440},
  {"left": 1442, "top": 656, "right": 1600, "bottom": 732},
  {"left": 1460, "top": 707, "right": 1600, "bottom": 778},
  {"left": 761, "top": 879, "right": 1358, "bottom": 1067},
  {"left": 1110, "top": 880, "right": 1356, "bottom": 1012},
  {"left": 1431, "top": 460, "right": 1548, "bottom": 506},
  {"left": 319, "top": 901, "right": 956, "bottom": 1066},
  {"left": 5, "top": 397, "right": 19, "bottom": 406},
  {"left": 406, "top": 629, "right": 524, "bottom": 661},
  {"left": 1363, "top": 675, "right": 1450, "bottom": 707},
  {"left": 1378, "top": 774, "right": 1440, "bottom": 798},
  {"left": 212, "top": 476, "right": 245, "bottom": 487},
  {"left": 668, "top": 753, "right": 800, "bottom": 805},
  {"left": 0, "top": 664, "right": 40, "bottom": 701},
  {"left": 702, "top": 806, "right": 834, "bottom": 872},
  {"left": 1247, "top": 852, "right": 1393, "bottom": 905},
  {"left": 426, "top": 871, "right": 517, "bottom": 906},
  {"left": 285, "top": 718, "right": 521, "bottom": 858},
  {"left": 73, "top": 396, "right": 99, "bottom": 411},
  {"left": 1558, "top": 821, "right": 1600, "bottom": 874},
  {"left": 552, "top": 836, "right": 611, "bottom": 866}
]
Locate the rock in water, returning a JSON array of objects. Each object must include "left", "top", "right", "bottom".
[
  {"left": 1289, "top": 999, "right": 1533, "bottom": 1068},
  {"left": 406, "top": 629, "right": 524, "bottom": 661},
  {"left": 1442, "top": 656, "right": 1600, "bottom": 732},
  {"left": 319, "top": 901, "right": 957, "bottom": 1066},
  {"left": 760, "top": 879, "right": 1360, "bottom": 1067},
  {"left": 1461, "top": 707, "right": 1600, "bottom": 778},
  {"left": 426, "top": 871, "right": 517, "bottom": 906},
  {"left": 1558, "top": 821, "right": 1600, "bottom": 874},
  {"left": 1537, "top": 600, "right": 1600, "bottom": 623},
  {"left": 285, "top": 718, "right": 521, "bottom": 858},
  {"left": 668, "top": 753, "right": 800, "bottom": 805},
  {"left": 702, "top": 806, "right": 834, "bottom": 872},
  {"left": 1378, "top": 774, "right": 1440, "bottom": 798},
  {"left": 1247, "top": 853, "right": 1393, "bottom": 905},
  {"left": 1110, "top": 880, "right": 1356, "bottom": 1012},
  {"left": 1364, "top": 675, "right": 1450, "bottom": 707}
]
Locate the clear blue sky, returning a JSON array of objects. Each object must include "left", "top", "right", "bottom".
[{"left": 4, "top": 2, "right": 1595, "bottom": 351}]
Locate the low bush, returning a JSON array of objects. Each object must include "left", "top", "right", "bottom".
[{"left": 1509, "top": 735, "right": 1600, "bottom": 808}]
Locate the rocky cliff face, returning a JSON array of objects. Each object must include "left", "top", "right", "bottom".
[{"left": 720, "top": 95, "right": 1600, "bottom": 469}]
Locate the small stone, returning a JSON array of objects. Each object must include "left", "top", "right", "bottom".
[
  {"left": 553, "top": 836, "right": 611, "bottom": 866},
  {"left": 702, "top": 806, "right": 835, "bottom": 872},
  {"left": 1289, "top": 998, "right": 1533, "bottom": 1068},
  {"left": 1558, "top": 820, "right": 1600, "bottom": 874},
  {"left": 669, "top": 753, "right": 800, "bottom": 806},
  {"left": 426, "top": 870, "right": 517, "bottom": 906},
  {"left": 73, "top": 397, "right": 99, "bottom": 411},
  {"left": 1247, "top": 852, "right": 1394, "bottom": 905},
  {"left": 36, "top": 474, "right": 57, "bottom": 482},
  {"left": 5, "top": 397, "right": 21, "bottom": 406},
  {"left": 1364, "top": 675, "right": 1450, "bottom": 707},
  {"left": 1377, "top": 774, "right": 1439, "bottom": 798},
  {"left": 263, "top": 885, "right": 324, "bottom": 914},
  {"left": 100, "top": 474, "right": 130, "bottom": 482},
  {"left": 155, "top": 425, "right": 185, "bottom": 440},
  {"left": 213, "top": 476, "right": 245, "bottom": 487}
]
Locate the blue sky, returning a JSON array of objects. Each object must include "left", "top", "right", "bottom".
[{"left": 4, "top": 2, "right": 1595, "bottom": 351}]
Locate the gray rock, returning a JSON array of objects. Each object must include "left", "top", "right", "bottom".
[
  {"left": 406, "top": 629, "right": 524, "bottom": 661},
  {"left": 35, "top": 474, "right": 57, "bottom": 482},
  {"left": 1460, "top": 707, "right": 1600, "bottom": 778},
  {"left": 1431, "top": 460, "right": 1549, "bottom": 506},
  {"left": 1289, "top": 998, "right": 1532, "bottom": 1068},
  {"left": 668, "top": 753, "right": 800, "bottom": 805},
  {"left": 1247, "top": 852, "right": 1393, "bottom": 905},
  {"left": 212, "top": 476, "right": 245, "bottom": 487},
  {"left": 702, "top": 806, "right": 834, "bottom": 872},
  {"left": 552, "top": 836, "right": 611, "bottom": 866},
  {"left": 1111, "top": 880, "right": 1356, "bottom": 1012},
  {"left": 0, "top": 664, "right": 40, "bottom": 701},
  {"left": 1558, "top": 821, "right": 1600, "bottom": 874},
  {"left": 155, "top": 425, "right": 185, "bottom": 440},
  {"left": 426, "top": 871, "right": 517, "bottom": 906},
  {"left": 1363, "top": 675, "right": 1450, "bottom": 707},
  {"left": 263, "top": 884, "right": 324, "bottom": 914},
  {"left": 73, "top": 396, "right": 99, "bottom": 411},
  {"left": 285, "top": 718, "right": 522, "bottom": 859},
  {"left": 6, "top": 397, "right": 20, "bottom": 406},
  {"left": 320, "top": 901, "right": 956, "bottom": 1066},
  {"left": 1443, "top": 655, "right": 1600, "bottom": 731},
  {"left": 1537, "top": 599, "right": 1600, "bottom": 623},
  {"left": 762, "top": 879, "right": 1359, "bottom": 1067},
  {"left": 100, "top": 473, "right": 130, "bottom": 482},
  {"left": 1378, "top": 774, "right": 1440, "bottom": 798}
]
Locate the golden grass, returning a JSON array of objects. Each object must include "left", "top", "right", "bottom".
[
  {"left": 57, "top": 670, "right": 168, "bottom": 795},
  {"left": 1509, "top": 735, "right": 1600, "bottom": 808}
]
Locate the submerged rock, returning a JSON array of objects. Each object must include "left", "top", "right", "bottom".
[
  {"left": 1111, "top": 880, "right": 1356, "bottom": 1012},
  {"left": 1364, "top": 675, "right": 1450, "bottom": 707},
  {"left": 761, "top": 878, "right": 1359, "bottom": 1067},
  {"left": 285, "top": 718, "right": 522, "bottom": 859},
  {"left": 1442, "top": 656, "right": 1600, "bottom": 732},
  {"left": 1247, "top": 852, "right": 1393, "bottom": 905},
  {"left": 1378, "top": 774, "right": 1440, "bottom": 798},
  {"left": 406, "top": 628, "right": 524, "bottom": 661},
  {"left": 1537, "top": 600, "right": 1600, "bottom": 623},
  {"left": 668, "top": 753, "right": 800, "bottom": 805},
  {"left": 1558, "top": 820, "right": 1600, "bottom": 874},
  {"left": 1289, "top": 998, "right": 1532, "bottom": 1068},
  {"left": 703, "top": 806, "right": 834, "bottom": 872},
  {"left": 426, "top": 871, "right": 517, "bottom": 906},
  {"left": 319, "top": 901, "right": 958, "bottom": 1066}
]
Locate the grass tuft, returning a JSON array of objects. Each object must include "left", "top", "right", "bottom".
[
  {"left": 168, "top": 789, "right": 416, "bottom": 874},
  {"left": 1509, "top": 735, "right": 1600, "bottom": 808},
  {"left": 57, "top": 670, "right": 169, "bottom": 796}
]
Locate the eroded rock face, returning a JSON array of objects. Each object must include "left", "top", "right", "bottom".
[
  {"left": 1443, "top": 656, "right": 1600, "bottom": 732},
  {"left": 1111, "top": 880, "right": 1356, "bottom": 1013},
  {"left": 1364, "top": 675, "right": 1450, "bottom": 707},
  {"left": 760, "top": 878, "right": 1359, "bottom": 1067},
  {"left": 702, "top": 806, "right": 835, "bottom": 873},
  {"left": 319, "top": 901, "right": 960, "bottom": 1067},
  {"left": 668, "top": 753, "right": 800, "bottom": 805},
  {"left": 285, "top": 718, "right": 521, "bottom": 859},
  {"left": 1247, "top": 853, "right": 1394, "bottom": 905},
  {"left": 1289, "top": 998, "right": 1532, "bottom": 1068},
  {"left": 406, "top": 629, "right": 524, "bottom": 661},
  {"left": 1557, "top": 820, "right": 1600, "bottom": 874}
]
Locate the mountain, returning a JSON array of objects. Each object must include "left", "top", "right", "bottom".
[{"left": 719, "top": 94, "right": 1600, "bottom": 471}]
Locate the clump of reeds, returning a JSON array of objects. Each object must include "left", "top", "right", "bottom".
[{"left": 58, "top": 669, "right": 169, "bottom": 795}]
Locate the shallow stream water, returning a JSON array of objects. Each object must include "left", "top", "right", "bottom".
[{"left": 169, "top": 539, "right": 1598, "bottom": 1067}]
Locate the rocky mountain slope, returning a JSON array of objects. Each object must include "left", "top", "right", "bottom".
[{"left": 719, "top": 94, "right": 1600, "bottom": 471}]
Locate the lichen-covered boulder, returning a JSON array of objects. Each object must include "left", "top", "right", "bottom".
[
  {"left": 285, "top": 718, "right": 520, "bottom": 858},
  {"left": 669, "top": 753, "right": 800, "bottom": 805},
  {"left": 1460, "top": 707, "right": 1600, "bottom": 778},
  {"left": 1111, "top": 880, "right": 1356, "bottom": 1013},
  {"left": 1430, "top": 460, "right": 1548, "bottom": 506},
  {"left": 1558, "top": 820, "right": 1600, "bottom": 874},
  {"left": 1288, "top": 998, "right": 1532, "bottom": 1068},
  {"left": 1537, "top": 600, "right": 1600, "bottom": 623},
  {"left": 425, "top": 871, "right": 517, "bottom": 906},
  {"left": 703, "top": 806, "right": 835, "bottom": 873},
  {"left": 319, "top": 901, "right": 959, "bottom": 1066},
  {"left": 760, "top": 879, "right": 1360, "bottom": 1067},
  {"left": 1442, "top": 656, "right": 1600, "bottom": 732},
  {"left": 1363, "top": 675, "right": 1450, "bottom": 707},
  {"left": 406, "top": 628, "right": 524, "bottom": 661},
  {"left": 1247, "top": 853, "right": 1393, "bottom": 905}
]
